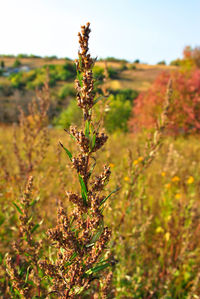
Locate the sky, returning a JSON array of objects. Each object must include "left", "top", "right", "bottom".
[{"left": 0, "top": 0, "right": 200, "bottom": 64}]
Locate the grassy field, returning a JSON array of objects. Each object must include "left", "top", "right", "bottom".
[
  {"left": 0, "top": 27, "right": 199, "bottom": 298},
  {"left": 1, "top": 123, "right": 200, "bottom": 297}
]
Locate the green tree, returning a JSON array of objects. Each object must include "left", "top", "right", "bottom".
[
  {"left": 53, "top": 99, "right": 82, "bottom": 128},
  {"left": 13, "top": 59, "right": 21, "bottom": 68},
  {"left": 105, "top": 94, "right": 132, "bottom": 133}
]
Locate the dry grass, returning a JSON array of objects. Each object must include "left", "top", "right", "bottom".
[{"left": 1, "top": 25, "right": 200, "bottom": 299}]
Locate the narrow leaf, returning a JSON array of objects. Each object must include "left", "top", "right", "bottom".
[
  {"left": 77, "top": 70, "right": 83, "bottom": 87},
  {"left": 30, "top": 196, "right": 40, "bottom": 206},
  {"left": 12, "top": 202, "right": 23, "bottom": 215},
  {"left": 0, "top": 214, "right": 5, "bottom": 226},
  {"left": 92, "top": 134, "right": 96, "bottom": 149},
  {"left": 26, "top": 280, "right": 35, "bottom": 286},
  {"left": 85, "top": 120, "right": 90, "bottom": 138},
  {"left": 100, "top": 187, "right": 120, "bottom": 206},
  {"left": 88, "top": 157, "right": 96, "bottom": 178},
  {"left": 59, "top": 142, "right": 72, "bottom": 161},
  {"left": 85, "top": 262, "right": 110, "bottom": 275},
  {"left": 70, "top": 252, "right": 78, "bottom": 261},
  {"left": 64, "top": 252, "right": 78, "bottom": 267},
  {"left": 25, "top": 266, "right": 31, "bottom": 283},
  {"left": 0, "top": 253, "right": 3, "bottom": 264},
  {"left": 90, "top": 220, "right": 104, "bottom": 244},
  {"left": 78, "top": 175, "right": 88, "bottom": 205},
  {"left": 31, "top": 223, "right": 40, "bottom": 234},
  {"left": 64, "top": 129, "right": 76, "bottom": 141}
]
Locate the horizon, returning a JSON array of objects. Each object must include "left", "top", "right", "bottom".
[{"left": 0, "top": 0, "right": 199, "bottom": 64}]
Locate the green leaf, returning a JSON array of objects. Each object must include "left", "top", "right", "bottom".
[
  {"left": 30, "top": 196, "right": 40, "bottom": 206},
  {"left": 64, "top": 252, "right": 78, "bottom": 267},
  {"left": 24, "top": 253, "right": 32, "bottom": 257},
  {"left": 59, "top": 142, "right": 72, "bottom": 161},
  {"left": 25, "top": 266, "right": 31, "bottom": 283},
  {"left": 60, "top": 247, "right": 65, "bottom": 255},
  {"left": 77, "top": 70, "right": 83, "bottom": 87},
  {"left": 70, "top": 252, "right": 78, "bottom": 261},
  {"left": 14, "top": 289, "right": 21, "bottom": 296},
  {"left": 92, "top": 134, "right": 96, "bottom": 149},
  {"left": 100, "top": 187, "right": 120, "bottom": 206},
  {"left": 85, "top": 262, "right": 110, "bottom": 275},
  {"left": 27, "top": 216, "right": 33, "bottom": 224},
  {"left": 88, "top": 158, "right": 96, "bottom": 178},
  {"left": 31, "top": 223, "right": 40, "bottom": 234},
  {"left": 31, "top": 219, "right": 43, "bottom": 234},
  {"left": 12, "top": 202, "right": 23, "bottom": 215},
  {"left": 0, "top": 253, "right": 3, "bottom": 264},
  {"left": 78, "top": 175, "right": 88, "bottom": 205},
  {"left": 64, "top": 129, "right": 76, "bottom": 141},
  {"left": 89, "top": 220, "right": 104, "bottom": 245},
  {"left": 85, "top": 120, "right": 90, "bottom": 138},
  {"left": 26, "top": 280, "right": 35, "bottom": 286},
  {"left": 0, "top": 214, "right": 5, "bottom": 226}
]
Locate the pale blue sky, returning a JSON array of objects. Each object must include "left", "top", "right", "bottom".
[{"left": 0, "top": 0, "right": 199, "bottom": 64}]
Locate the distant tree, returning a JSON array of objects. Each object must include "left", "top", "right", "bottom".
[
  {"left": 105, "top": 94, "right": 132, "bottom": 133},
  {"left": 157, "top": 60, "right": 166, "bottom": 65},
  {"left": 105, "top": 57, "right": 128, "bottom": 63},
  {"left": 17, "top": 54, "right": 28, "bottom": 58},
  {"left": 172, "top": 46, "right": 200, "bottom": 69},
  {"left": 107, "top": 67, "right": 118, "bottom": 79},
  {"left": 29, "top": 54, "right": 42, "bottom": 59},
  {"left": 108, "top": 88, "right": 138, "bottom": 103},
  {"left": 129, "top": 64, "right": 136, "bottom": 70},
  {"left": 13, "top": 59, "right": 21, "bottom": 68},
  {"left": 58, "top": 84, "right": 76, "bottom": 99},
  {"left": 134, "top": 59, "right": 140, "bottom": 64},
  {"left": 0, "top": 60, "right": 5, "bottom": 68},
  {"left": 53, "top": 99, "right": 82, "bottom": 128},
  {"left": 170, "top": 59, "right": 182, "bottom": 66},
  {"left": 129, "top": 68, "right": 200, "bottom": 135}
]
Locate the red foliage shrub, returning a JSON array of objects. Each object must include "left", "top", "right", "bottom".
[{"left": 129, "top": 68, "right": 200, "bottom": 135}]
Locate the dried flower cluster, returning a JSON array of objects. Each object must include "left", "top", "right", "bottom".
[
  {"left": 6, "top": 176, "right": 42, "bottom": 298},
  {"left": 13, "top": 80, "right": 50, "bottom": 177},
  {"left": 75, "top": 23, "right": 95, "bottom": 120},
  {"left": 129, "top": 80, "right": 173, "bottom": 191},
  {"left": 39, "top": 23, "right": 113, "bottom": 298},
  {"left": 114, "top": 80, "right": 173, "bottom": 237}
]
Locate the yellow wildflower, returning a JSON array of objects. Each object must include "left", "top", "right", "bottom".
[
  {"left": 133, "top": 160, "right": 138, "bottom": 165},
  {"left": 165, "top": 183, "right": 171, "bottom": 189},
  {"left": 156, "top": 227, "right": 164, "bottom": 233},
  {"left": 124, "top": 176, "right": 130, "bottom": 182},
  {"left": 175, "top": 193, "right": 181, "bottom": 199},
  {"left": 171, "top": 176, "right": 180, "bottom": 182},
  {"left": 161, "top": 172, "right": 166, "bottom": 177},
  {"left": 187, "top": 176, "right": 194, "bottom": 184},
  {"left": 138, "top": 156, "right": 143, "bottom": 162},
  {"left": 167, "top": 215, "right": 171, "bottom": 221},
  {"left": 164, "top": 232, "right": 170, "bottom": 241},
  {"left": 109, "top": 163, "right": 115, "bottom": 168}
]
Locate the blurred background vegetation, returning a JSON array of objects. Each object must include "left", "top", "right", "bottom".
[{"left": 1, "top": 46, "right": 200, "bottom": 297}]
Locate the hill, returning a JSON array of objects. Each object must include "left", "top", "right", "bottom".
[{"left": 0, "top": 56, "right": 176, "bottom": 123}]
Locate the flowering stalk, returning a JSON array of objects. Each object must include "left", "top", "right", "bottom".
[
  {"left": 6, "top": 176, "right": 43, "bottom": 298},
  {"left": 39, "top": 23, "right": 113, "bottom": 298},
  {"left": 13, "top": 80, "right": 50, "bottom": 177}
]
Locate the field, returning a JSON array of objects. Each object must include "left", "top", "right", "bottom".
[
  {"left": 1, "top": 125, "right": 200, "bottom": 298},
  {"left": 1, "top": 24, "right": 200, "bottom": 298}
]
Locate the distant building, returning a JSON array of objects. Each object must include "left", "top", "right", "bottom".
[{"left": 2, "top": 65, "right": 30, "bottom": 76}]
